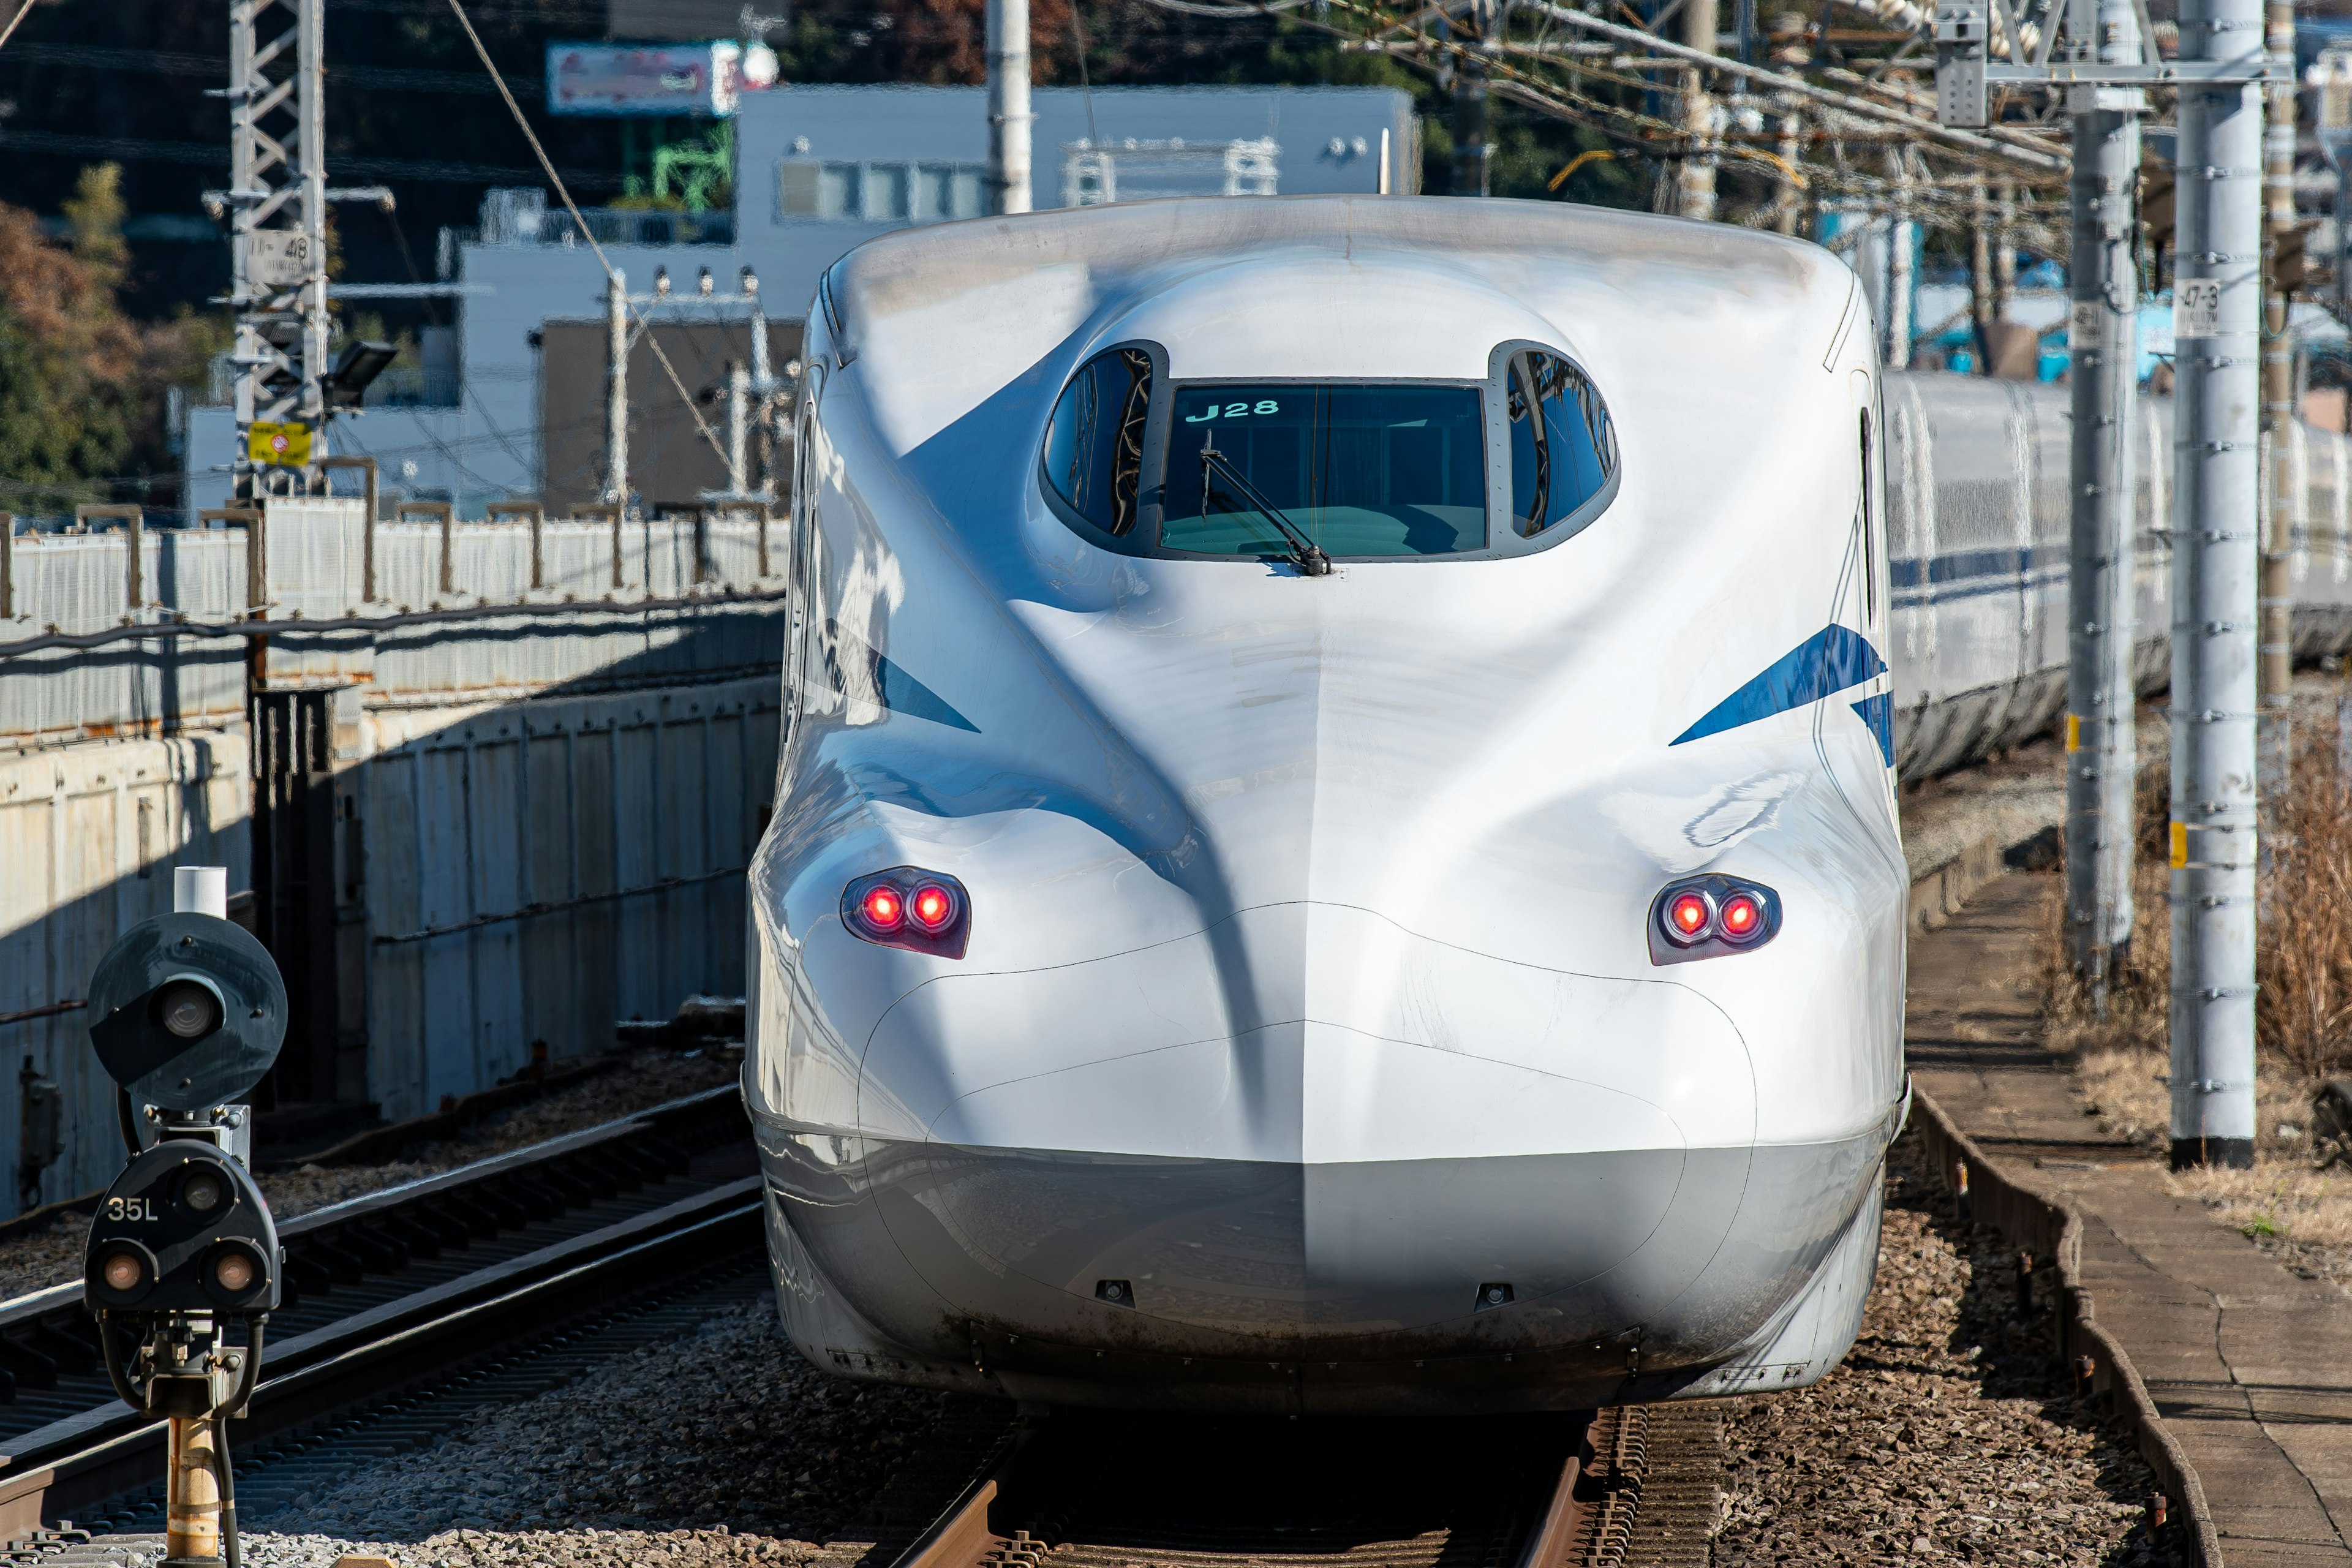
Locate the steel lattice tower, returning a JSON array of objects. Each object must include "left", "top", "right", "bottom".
[{"left": 225, "top": 0, "right": 329, "bottom": 502}]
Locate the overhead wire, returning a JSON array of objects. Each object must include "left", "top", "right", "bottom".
[
  {"left": 0, "top": 0, "right": 38, "bottom": 53},
  {"left": 438, "top": 0, "right": 730, "bottom": 480}
]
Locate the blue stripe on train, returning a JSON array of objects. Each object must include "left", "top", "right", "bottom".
[{"left": 1672, "top": 625, "right": 1888, "bottom": 747}]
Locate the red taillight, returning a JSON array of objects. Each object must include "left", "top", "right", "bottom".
[
  {"left": 1666, "top": 891, "right": 1713, "bottom": 942},
  {"left": 1720, "top": 893, "right": 1762, "bottom": 940},
  {"left": 910, "top": 884, "right": 956, "bottom": 931},
  {"left": 861, "top": 885, "right": 905, "bottom": 931}
]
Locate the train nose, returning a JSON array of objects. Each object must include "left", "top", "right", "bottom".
[{"left": 851, "top": 902, "right": 1755, "bottom": 1342}]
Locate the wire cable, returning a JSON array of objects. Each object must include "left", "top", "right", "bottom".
[
  {"left": 439, "top": 0, "right": 730, "bottom": 475},
  {"left": 0, "top": 0, "right": 40, "bottom": 54}
]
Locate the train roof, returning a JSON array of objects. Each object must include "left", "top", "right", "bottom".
[{"left": 821, "top": 195, "right": 1865, "bottom": 455}]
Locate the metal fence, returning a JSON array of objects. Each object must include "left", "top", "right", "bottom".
[{"left": 1, "top": 500, "right": 786, "bottom": 744}]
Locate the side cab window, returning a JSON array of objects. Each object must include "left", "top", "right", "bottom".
[
  {"left": 1042, "top": 347, "right": 1155, "bottom": 537},
  {"left": 1504, "top": 349, "right": 1617, "bottom": 539}
]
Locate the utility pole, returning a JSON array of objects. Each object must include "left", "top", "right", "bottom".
[
  {"left": 2260, "top": 0, "right": 2296, "bottom": 709},
  {"left": 1679, "top": 0, "right": 1719, "bottom": 219},
  {"left": 224, "top": 0, "right": 330, "bottom": 503},
  {"left": 1934, "top": 0, "right": 2274, "bottom": 1169},
  {"left": 986, "top": 0, "right": 1033, "bottom": 214},
  {"left": 2169, "top": 0, "right": 2265, "bottom": 1170},
  {"left": 2062, "top": 0, "right": 2143, "bottom": 1007},
  {"left": 726, "top": 360, "right": 751, "bottom": 497},
  {"left": 605, "top": 270, "right": 630, "bottom": 515},
  {"left": 1884, "top": 163, "right": 1916, "bottom": 369},
  {"left": 1970, "top": 176, "right": 1996, "bottom": 368},
  {"left": 1452, "top": 0, "right": 1494, "bottom": 197},
  {"left": 1994, "top": 181, "right": 2018, "bottom": 322},
  {"left": 1775, "top": 100, "right": 1803, "bottom": 233}
]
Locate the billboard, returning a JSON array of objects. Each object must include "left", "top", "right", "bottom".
[{"left": 546, "top": 42, "right": 745, "bottom": 116}]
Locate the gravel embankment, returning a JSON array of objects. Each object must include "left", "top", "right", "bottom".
[
  {"left": 1716, "top": 1131, "right": 2177, "bottom": 1567},
  {"left": 0, "top": 1049, "right": 738, "bottom": 1300},
  {"left": 234, "top": 1296, "right": 976, "bottom": 1568}
]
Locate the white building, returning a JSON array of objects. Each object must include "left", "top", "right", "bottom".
[{"left": 183, "top": 83, "right": 1417, "bottom": 518}]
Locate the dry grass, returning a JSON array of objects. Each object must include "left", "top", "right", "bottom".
[{"left": 2040, "top": 684, "right": 2352, "bottom": 1277}]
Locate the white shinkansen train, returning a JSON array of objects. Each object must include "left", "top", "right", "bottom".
[{"left": 744, "top": 194, "right": 1912, "bottom": 1415}]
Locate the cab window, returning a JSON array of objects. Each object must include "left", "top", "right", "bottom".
[
  {"left": 1506, "top": 350, "right": 1616, "bottom": 538},
  {"left": 1042, "top": 347, "right": 1153, "bottom": 537}
]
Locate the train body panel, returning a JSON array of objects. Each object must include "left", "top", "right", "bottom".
[{"left": 747, "top": 195, "right": 1910, "bottom": 1412}]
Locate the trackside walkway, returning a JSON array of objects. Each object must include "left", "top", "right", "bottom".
[{"left": 1907, "top": 870, "right": 2352, "bottom": 1567}]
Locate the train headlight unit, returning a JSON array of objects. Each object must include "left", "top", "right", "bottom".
[
  {"left": 843, "top": 867, "right": 973, "bottom": 958},
  {"left": 1649, "top": 875, "right": 1783, "bottom": 965}
]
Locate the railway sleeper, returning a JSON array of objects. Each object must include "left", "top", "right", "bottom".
[
  {"left": 28, "top": 1322, "right": 96, "bottom": 1376},
  {"left": 500, "top": 1174, "right": 568, "bottom": 1221},
  {"left": 377, "top": 1214, "right": 447, "bottom": 1259},
  {"left": 528, "top": 1162, "right": 598, "bottom": 1206},
  {"left": 299, "top": 1238, "right": 369, "bottom": 1286},
  {"left": 336, "top": 1229, "right": 409, "bottom": 1275},
  {"left": 0, "top": 1336, "right": 55, "bottom": 1391},
  {"left": 461, "top": 1185, "right": 535, "bottom": 1230},
  {"left": 592, "top": 1142, "right": 664, "bottom": 1188},
  {"left": 425, "top": 1193, "right": 505, "bottom": 1240}
]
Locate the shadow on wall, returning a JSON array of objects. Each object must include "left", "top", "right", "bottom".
[{"left": 0, "top": 605, "right": 787, "bottom": 1221}]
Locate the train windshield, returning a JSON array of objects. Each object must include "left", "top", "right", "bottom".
[{"left": 1160, "top": 384, "right": 1487, "bottom": 557}]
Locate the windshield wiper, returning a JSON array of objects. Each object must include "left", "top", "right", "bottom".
[{"left": 1199, "top": 444, "right": 1333, "bottom": 578}]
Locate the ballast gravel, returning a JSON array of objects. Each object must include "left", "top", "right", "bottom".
[
  {"left": 232, "top": 1298, "right": 965, "bottom": 1567},
  {"left": 159, "top": 1133, "right": 2180, "bottom": 1568},
  {"left": 1715, "top": 1131, "right": 2179, "bottom": 1567}
]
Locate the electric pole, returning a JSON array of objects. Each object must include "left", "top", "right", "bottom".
[
  {"left": 1453, "top": 0, "right": 1494, "bottom": 197},
  {"left": 1935, "top": 0, "right": 2274, "bottom": 1169},
  {"left": 605, "top": 270, "right": 630, "bottom": 514},
  {"left": 987, "top": 0, "right": 1034, "bottom": 213},
  {"left": 223, "top": 0, "right": 330, "bottom": 502},
  {"left": 1679, "top": 0, "right": 1719, "bottom": 219},
  {"left": 2062, "top": 0, "right": 2143, "bottom": 1006},
  {"left": 2168, "top": 0, "right": 2265, "bottom": 1170}
]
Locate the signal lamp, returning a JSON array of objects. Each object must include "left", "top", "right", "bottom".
[
  {"left": 1665, "top": 891, "right": 1714, "bottom": 944},
  {"left": 88, "top": 1237, "right": 160, "bottom": 1306},
  {"left": 211, "top": 1248, "right": 257, "bottom": 1295},
  {"left": 156, "top": 978, "right": 222, "bottom": 1041},
  {"left": 910, "top": 885, "right": 956, "bottom": 932},
  {"left": 1720, "top": 893, "right": 1763, "bottom": 941},
  {"left": 860, "top": 885, "right": 905, "bottom": 932},
  {"left": 179, "top": 1168, "right": 228, "bottom": 1218}
]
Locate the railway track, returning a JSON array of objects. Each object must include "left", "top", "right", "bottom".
[
  {"left": 895, "top": 1398, "right": 1726, "bottom": 1568},
  {"left": 0, "top": 1084, "right": 1732, "bottom": 1566},
  {"left": 0, "top": 1084, "right": 763, "bottom": 1539}
]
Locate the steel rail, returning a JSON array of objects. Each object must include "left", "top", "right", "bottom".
[
  {"left": 888, "top": 1413, "right": 1602, "bottom": 1568},
  {"left": 0, "top": 1085, "right": 760, "bottom": 1533},
  {"left": 10, "top": 1181, "right": 762, "bottom": 1527}
]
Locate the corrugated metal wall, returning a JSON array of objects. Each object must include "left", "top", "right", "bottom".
[
  {"left": 358, "top": 676, "right": 780, "bottom": 1120},
  {"left": 0, "top": 499, "right": 788, "bottom": 1216},
  {"left": 0, "top": 734, "right": 252, "bottom": 1209}
]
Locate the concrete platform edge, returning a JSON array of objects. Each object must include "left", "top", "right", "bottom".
[{"left": 1908, "top": 1085, "right": 2222, "bottom": 1568}]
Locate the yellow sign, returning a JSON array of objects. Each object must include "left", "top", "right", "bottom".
[
  {"left": 2170, "top": 821, "right": 2189, "bottom": 869},
  {"left": 2065, "top": 713, "right": 2080, "bottom": 753},
  {"left": 247, "top": 421, "right": 312, "bottom": 469}
]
